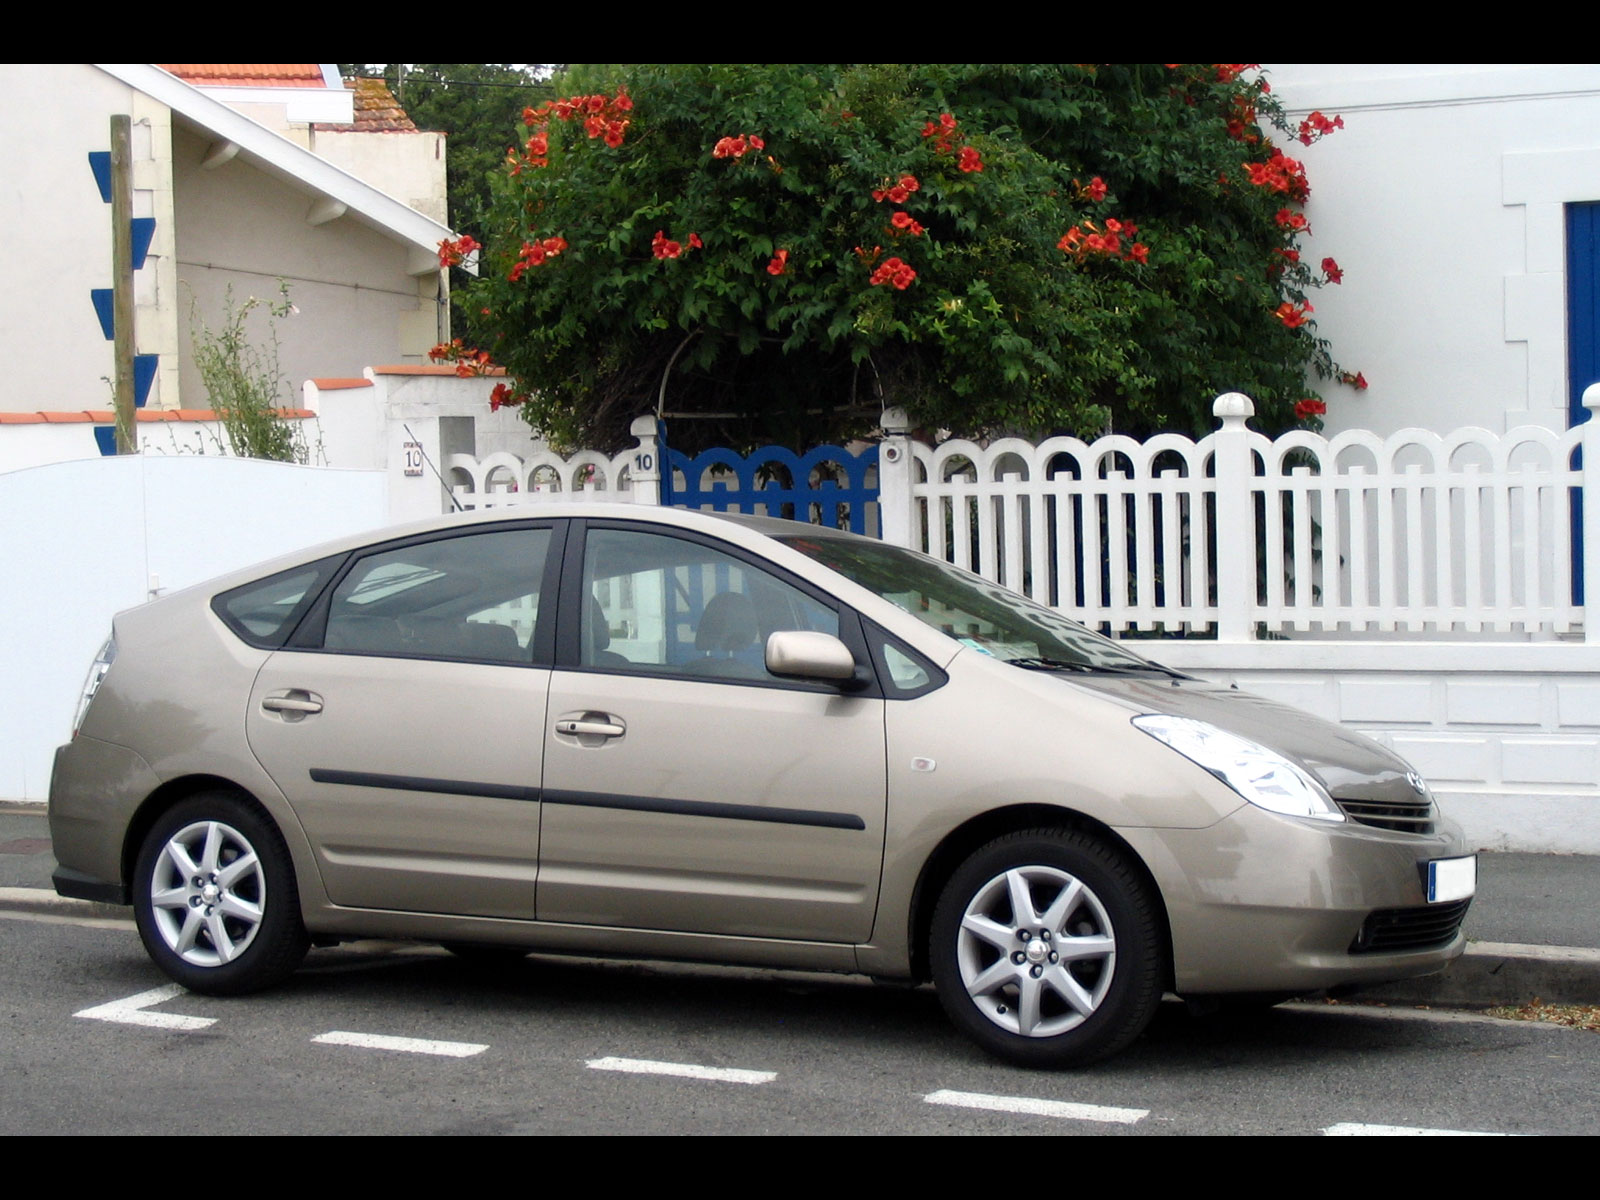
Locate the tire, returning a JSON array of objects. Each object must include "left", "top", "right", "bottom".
[
  {"left": 930, "top": 829, "right": 1163, "bottom": 1068},
  {"left": 133, "top": 792, "right": 309, "bottom": 995}
]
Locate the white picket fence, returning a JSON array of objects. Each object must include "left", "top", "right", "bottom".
[
  {"left": 890, "top": 397, "right": 1591, "bottom": 640},
  {"left": 443, "top": 392, "right": 1600, "bottom": 643}
]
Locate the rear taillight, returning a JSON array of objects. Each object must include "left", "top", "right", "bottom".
[{"left": 72, "top": 633, "right": 117, "bottom": 737}]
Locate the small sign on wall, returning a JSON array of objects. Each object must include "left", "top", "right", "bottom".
[{"left": 402, "top": 441, "right": 424, "bottom": 477}]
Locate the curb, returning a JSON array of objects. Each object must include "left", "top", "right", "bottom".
[
  {"left": 0, "top": 885, "right": 130, "bottom": 922},
  {"left": 1354, "top": 942, "right": 1600, "bottom": 1009}
]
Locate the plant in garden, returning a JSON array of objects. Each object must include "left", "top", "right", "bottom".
[
  {"left": 189, "top": 282, "right": 309, "bottom": 463},
  {"left": 449, "top": 64, "right": 1358, "bottom": 452}
]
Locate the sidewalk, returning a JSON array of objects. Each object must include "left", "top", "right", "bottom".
[{"left": 5, "top": 802, "right": 1596, "bottom": 1006}]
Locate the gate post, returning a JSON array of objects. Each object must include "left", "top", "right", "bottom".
[
  {"left": 879, "top": 406, "right": 913, "bottom": 547},
  {"left": 1212, "top": 392, "right": 1257, "bottom": 642},
  {"left": 629, "top": 414, "right": 662, "bottom": 505}
]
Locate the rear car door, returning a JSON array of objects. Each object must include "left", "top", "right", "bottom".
[{"left": 245, "top": 521, "right": 562, "bottom": 919}]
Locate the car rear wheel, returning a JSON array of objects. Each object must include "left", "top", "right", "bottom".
[
  {"left": 930, "top": 829, "right": 1162, "bottom": 1067},
  {"left": 133, "top": 792, "right": 308, "bottom": 994}
]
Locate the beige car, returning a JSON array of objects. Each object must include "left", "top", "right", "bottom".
[{"left": 50, "top": 504, "right": 1475, "bottom": 1066}]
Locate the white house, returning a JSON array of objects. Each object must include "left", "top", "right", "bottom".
[
  {"left": 1266, "top": 64, "right": 1600, "bottom": 439},
  {"left": 0, "top": 63, "right": 455, "bottom": 420}
]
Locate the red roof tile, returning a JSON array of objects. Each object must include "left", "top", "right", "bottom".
[
  {"left": 0, "top": 409, "right": 315, "bottom": 424},
  {"left": 161, "top": 64, "right": 330, "bottom": 88},
  {"left": 314, "top": 77, "right": 420, "bottom": 133}
]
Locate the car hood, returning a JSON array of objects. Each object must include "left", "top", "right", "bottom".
[{"left": 1053, "top": 671, "right": 1423, "bottom": 803}]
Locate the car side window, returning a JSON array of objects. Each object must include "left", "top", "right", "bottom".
[
  {"left": 213, "top": 556, "right": 343, "bottom": 648},
  {"left": 581, "top": 527, "right": 838, "bottom": 683},
  {"left": 322, "top": 528, "right": 552, "bottom": 665}
]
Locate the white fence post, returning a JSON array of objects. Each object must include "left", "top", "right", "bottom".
[
  {"left": 1584, "top": 384, "right": 1600, "bottom": 643},
  {"left": 878, "top": 406, "right": 913, "bottom": 547},
  {"left": 630, "top": 414, "right": 662, "bottom": 505},
  {"left": 1212, "top": 392, "right": 1257, "bottom": 642}
]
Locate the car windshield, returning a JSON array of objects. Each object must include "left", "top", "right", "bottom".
[{"left": 776, "top": 533, "right": 1173, "bottom": 673}]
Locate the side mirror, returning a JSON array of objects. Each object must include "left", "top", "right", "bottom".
[{"left": 765, "top": 631, "right": 857, "bottom": 682}]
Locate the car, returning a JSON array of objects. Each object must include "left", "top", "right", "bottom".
[{"left": 49, "top": 503, "right": 1475, "bottom": 1066}]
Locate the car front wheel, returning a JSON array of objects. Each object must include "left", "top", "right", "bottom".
[
  {"left": 133, "top": 792, "right": 308, "bottom": 994},
  {"left": 930, "top": 829, "right": 1162, "bottom": 1067}
]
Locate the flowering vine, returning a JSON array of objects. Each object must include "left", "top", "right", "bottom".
[
  {"left": 438, "top": 234, "right": 480, "bottom": 269},
  {"left": 462, "top": 64, "right": 1367, "bottom": 451},
  {"left": 712, "top": 134, "right": 765, "bottom": 159},
  {"left": 508, "top": 236, "right": 569, "bottom": 282},
  {"left": 428, "top": 339, "right": 495, "bottom": 377},
  {"left": 869, "top": 256, "right": 916, "bottom": 290},
  {"left": 514, "top": 88, "right": 633, "bottom": 172}
]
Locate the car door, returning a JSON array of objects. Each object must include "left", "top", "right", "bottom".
[
  {"left": 245, "top": 522, "right": 562, "bottom": 919},
  {"left": 536, "top": 521, "right": 888, "bottom": 945}
]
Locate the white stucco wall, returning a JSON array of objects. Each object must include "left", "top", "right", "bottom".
[
  {"left": 0, "top": 64, "right": 180, "bottom": 413},
  {"left": 172, "top": 122, "right": 442, "bottom": 410},
  {"left": 0, "top": 455, "right": 389, "bottom": 803},
  {"left": 311, "top": 129, "right": 448, "bottom": 226},
  {"left": 1266, "top": 64, "right": 1600, "bottom": 439}
]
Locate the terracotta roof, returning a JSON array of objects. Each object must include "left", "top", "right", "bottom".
[
  {"left": 371, "top": 365, "right": 506, "bottom": 376},
  {"left": 160, "top": 64, "right": 330, "bottom": 88},
  {"left": 0, "top": 409, "right": 315, "bottom": 424},
  {"left": 314, "top": 77, "right": 419, "bottom": 133}
]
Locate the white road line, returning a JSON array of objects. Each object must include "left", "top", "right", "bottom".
[
  {"left": 312, "top": 1031, "right": 488, "bottom": 1057},
  {"left": 1322, "top": 1122, "right": 1513, "bottom": 1137},
  {"left": 586, "top": 1056, "right": 776, "bottom": 1085},
  {"left": 925, "top": 1089, "right": 1147, "bottom": 1125},
  {"left": 74, "top": 983, "right": 215, "bottom": 1031}
]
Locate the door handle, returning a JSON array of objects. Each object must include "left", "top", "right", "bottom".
[
  {"left": 262, "top": 691, "right": 323, "bottom": 717},
  {"left": 555, "top": 718, "right": 625, "bottom": 738}
]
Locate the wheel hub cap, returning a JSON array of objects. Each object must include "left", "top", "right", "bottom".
[
  {"left": 147, "top": 819, "right": 266, "bottom": 968},
  {"left": 956, "top": 864, "right": 1117, "bottom": 1038}
]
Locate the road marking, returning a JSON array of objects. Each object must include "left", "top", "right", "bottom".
[
  {"left": 74, "top": 984, "right": 215, "bottom": 1031},
  {"left": 312, "top": 1031, "right": 488, "bottom": 1058},
  {"left": 924, "top": 1089, "right": 1148, "bottom": 1125},
  {"left": 1322, "top": 1122, "right": 1513, "bottom": 1136},
  {"left": 586, "top": 1056, "right": 776, "bottom": 1085}
]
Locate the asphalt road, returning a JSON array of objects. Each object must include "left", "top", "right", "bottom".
[{"left": 4, "top": 909, "right": 1596, "bottom": 1136}]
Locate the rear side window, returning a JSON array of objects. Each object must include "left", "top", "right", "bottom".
[
  {"left": 213, "top": 557, "right": 341, "bottom": 648},
  {"left": 321, "top": 528, "right": 552, "bottom": 665}
]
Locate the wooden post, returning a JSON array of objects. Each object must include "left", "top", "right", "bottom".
[{"left": 109, "top": 114, "right": 137, "bottom": 453}]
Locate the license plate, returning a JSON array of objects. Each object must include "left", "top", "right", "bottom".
[{"left": 1427, "top": 855, "right": 1476, "bottom": 903}]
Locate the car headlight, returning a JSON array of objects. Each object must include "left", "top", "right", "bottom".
[{"left": 1132, "top": 713, "right": 1344, "bottom": 823}]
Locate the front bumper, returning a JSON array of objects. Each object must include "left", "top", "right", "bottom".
[{"left": 1123, "top": 802, "right": 1473, "bottom": 995}]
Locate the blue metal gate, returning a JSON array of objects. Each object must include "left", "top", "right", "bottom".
[
  {"left": 663, "top": 440, "right": 880, "bottom": 536},
  {"left": 1568, "top": 202, "right": 1600, "bottom": 603}
]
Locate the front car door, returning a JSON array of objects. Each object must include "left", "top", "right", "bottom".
[{"left": 536, "top": 521, "right": 888, "bottom": 944}]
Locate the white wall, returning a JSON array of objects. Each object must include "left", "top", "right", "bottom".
[
  {"left": 0, "top": 456, "right": 389, "bottom": 802},
  {"left": 1266, "top": 64, "right": 1600, "bottom": 438},
  {"left": 0, "top": 64, "right": 181, "bottom": 413},
  {"left": 171, "top": 123, "right": 441, "bottom": 409}
]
